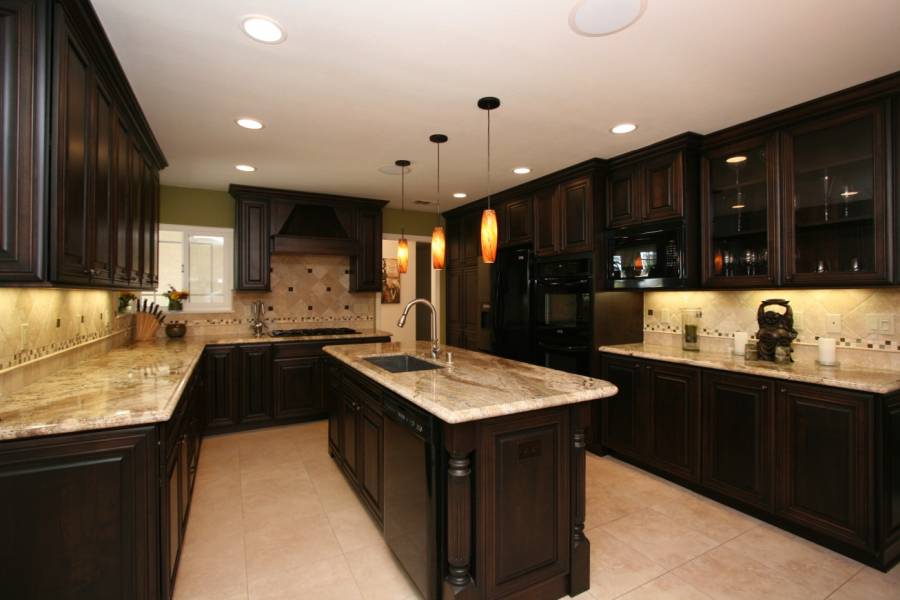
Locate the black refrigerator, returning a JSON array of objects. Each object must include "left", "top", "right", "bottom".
[{"left": 490, "top": 247, "right": 532, "bottom": 362}]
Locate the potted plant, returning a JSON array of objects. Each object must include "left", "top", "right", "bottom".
[
  {"left": 117, "top": 292, "right": 137, "bottom": 313},
  {"left": 163, "top": 286, "right": 190, "bottom": 311}
]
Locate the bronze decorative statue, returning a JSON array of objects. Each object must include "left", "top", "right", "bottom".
[{"left": 756, "top": 299, "right": 797, "bottom": 362}]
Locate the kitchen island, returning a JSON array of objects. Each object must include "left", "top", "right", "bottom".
[{"left": 323, "top": 341, "right": 618, "bottom": 600}]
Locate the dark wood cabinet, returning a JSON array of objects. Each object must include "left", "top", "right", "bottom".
[
  {"left": 51, "top": 11, "right": 92, "bottom": 285},
  {"left": 235, "top": 197, "right": 270, "bottom": 291},
  {"left": 359, "top": 400, "right": 384, "bottom": 516},
  {"left": 781, "top": 103, "right": 891, "bottom": 285},
  {"left": 462, "top": 210, "right": 481, "bottom": 265},
  {"left": 0, "top": 0, "right": 47, "bottom": 282},
  {"left": 273, "top": 356, "right": 324, "bottom": 419},
  {"left": 341, "top": 393, "right": 359, "bottom": 479},
  {"left": 600, "top": 356, "right": 644, "bottom": 459},
  {"left": 0, "top": 427, "right": 159, "bottom": 600},
  {"left": 499, "top": 195, "right": 533, "bottom": 247},
  {"left": 642, "top": 151, "right": 684, "bottom": 222},
  {"left": 702, "top": 371, "right": 774, "bottom": 509},
  {"left": 2, "top": 0, "right": 166, "bottom": 289},
  {"left": 350, "top": 207, "right": 382, "bottom": 292},
  {"left": 606, "top": 168, "right": 640, "bottom": 228},
  {"left": 534, "top": 175, "right": 595, "bottom": 257},
  {"left": 445, "top": 263, "right": 481, "bottom": 351},
  {"left": 533, "top": 185, "right": 558, "bottom": 256},
  {"left": 204, "top": 345, "right": 238, "bottom": 430},
  {"left": 605, "top": 138, "right": 699, "bottom": 230},
  {"left": 776, "top": 382, "right": 873, "bottom": 550},
  {"left": 644, "top": 361, "right": 701, "bottom": 482},
  {"left": 882, "top": 394, "right": 900, "bottom": 564},
  {"left": 701, "top": 135, "right": 779, "bottom": 287},
  {"left": 238, "top": 344, "right": 273, "bottom": 424}
]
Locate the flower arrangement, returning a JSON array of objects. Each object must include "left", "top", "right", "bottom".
[
  {"left": 163, "top": 286, "right": 190, "bottom": 311},
  {"left": 118, "top": 292, "right": 138, "bottom": 313}
]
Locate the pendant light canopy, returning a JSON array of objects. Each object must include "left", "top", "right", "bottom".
[
  {"left": 478, "top": 96, "right": 500, "bottom": 264},
  {"left": 429, "top": 134, "right": 448, "bottom": 270},
  {"left": 395, "top": 159, "right": 411, "bottom": 274}
]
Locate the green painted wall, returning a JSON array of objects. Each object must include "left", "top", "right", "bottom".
[
  {"left": 160, "top": 185, "right": 234, "bottom": 228},
  {"left": 383, "top": 208, "right": 443, "bottom": 237}
]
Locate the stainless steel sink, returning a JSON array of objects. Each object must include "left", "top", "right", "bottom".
[{"left": 364, "top": 354, "right": 445, "bottom": 373}]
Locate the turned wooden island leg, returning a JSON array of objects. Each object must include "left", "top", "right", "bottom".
[
  {"left": 569, "top": 404, "right": 591, "bottom": 595},
  {"left": 444, "top": 423, "right": 477, "bottom": 600}
]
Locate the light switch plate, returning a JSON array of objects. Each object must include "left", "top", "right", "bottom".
[
  {"left": 866, "top": 313, "right": 895, "bottom": 334},
  {"left": 825, "top": 313, "right": 842, "bottom": 334}
]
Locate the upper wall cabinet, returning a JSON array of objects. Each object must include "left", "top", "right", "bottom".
[
  {"left": 0, "top": 0, "right": 167, "bottom": 289},
  {"left": 781, "top": 103, "right": 891, "bottom": 286},
  {"left": 605, "top": 135, "right": 701, "bottom": 230},
  {"left": 229, "top": 185, "right": 387, "bottom": 293},
  {"left": 701, "top": 135, "right": 779, "bottom": 288},
  {"left": 0, "top": 0, "right": 47, "bottom": 282},
  {"left": 534, "top": 173, "right": 596, "bottom": 257},
  {"left": 498, "top": 195, "right": 532, "bottom": 248}
]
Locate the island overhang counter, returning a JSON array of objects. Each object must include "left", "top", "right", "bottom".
[{"left": 323, "top": 341, "right": 618, "bottom": 600}]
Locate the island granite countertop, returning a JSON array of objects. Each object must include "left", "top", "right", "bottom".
[
  {"left": 0, "top": 329, "right": 391, "bottom": 441},
  {"left": 323, "top": 340, "right": 618, "bottom": 423},
  {"left": 599, "top": 343, "right": 900, "bottom": 395}
]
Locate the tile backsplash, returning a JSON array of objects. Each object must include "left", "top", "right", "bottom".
[
  {"left": 642, "top": 289, "right": 900, "bottom": 367},
  {"left": 164, "top": 254, "right": 376, "bottom": 336},
  {"left": 0, "top": 288, "right": 132, "bottom": 371}
]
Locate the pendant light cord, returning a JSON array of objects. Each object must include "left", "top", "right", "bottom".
[
  {"left": 400, "top": 162, "right": 405, "bottom": 237},
  {"left": 486, "top": 109, "right": 492, "bottom": 210},
  {"left": 436, "top": 142, "right": 441, "bottom": 224}
]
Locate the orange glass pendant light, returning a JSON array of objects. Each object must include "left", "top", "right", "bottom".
[
  {"left": 478, "top": 97, "right": 500, "bottom": 264},
  {"left": 429, "top": 134, "right": 448, "bottom": 270},
  {"left": 395, "top": 159, "right": 411, "bottom": 274}
]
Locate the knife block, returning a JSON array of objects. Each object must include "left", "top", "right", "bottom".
[{"left": 134, "top": 313, "right": 161, "bottom": 341}]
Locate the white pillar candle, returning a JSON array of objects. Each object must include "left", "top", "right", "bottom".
[
  {"left": 818, "top": 337, "right": 837, "bottom": 366},
  {"left": 733, "top": 331, "right": 749, "bottom": 355}
]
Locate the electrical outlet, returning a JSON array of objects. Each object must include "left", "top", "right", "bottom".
[
  {"left": 792, "top": 310, "right": 803, "bottom": 332},
  {"left": 660, "top": 309, "right": 672, "bottom": 325},
  {"left": 826, "top": 313, "right": 842, "bottom": 334},
  {"left": 19, "top": 323, "right": 28, "bottom": 351}
]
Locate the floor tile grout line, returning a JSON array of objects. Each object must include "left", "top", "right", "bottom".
[{"left": 823, "top": 564, "right": 866, "bottom": 600}]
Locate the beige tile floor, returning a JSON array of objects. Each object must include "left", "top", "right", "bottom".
[{"left": 174, "top": 421, "right": 900, "bottom": 600}]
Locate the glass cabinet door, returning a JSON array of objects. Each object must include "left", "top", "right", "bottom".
[
  {"left": 702, "top": 136, "right": 777, "bottom": 287},
  {"left": 782, "top": 104, "right": 888, "bottom": 284}
]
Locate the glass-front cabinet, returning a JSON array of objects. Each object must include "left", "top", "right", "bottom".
[
  {"left": 781, "top": 103, "right": 889, "bottom": 285},
  {"left": 702, "top": 136, "right": 778, "bottom": 287}
]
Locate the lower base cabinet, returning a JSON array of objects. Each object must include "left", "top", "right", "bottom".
[
  {"left": 599, "top": 352, "right": 897, "bottom": 570},
  {"left": 327, "top": 360, "right": 384, "bottom": 522},
  {"left": 273, "top": 356, "right": 324, "bottom": 419}
]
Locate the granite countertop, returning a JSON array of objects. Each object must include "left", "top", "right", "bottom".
[
  {"left": 0, "top": 330, "right": 392, "bottom": 441},
  {"left": 324, "top": 341, "right": 618, "bottom": 424},
  {"left": 599, "top": 343, "right": 900, "bottom": 395}
]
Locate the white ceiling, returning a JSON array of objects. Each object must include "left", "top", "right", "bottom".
[{"left": 93, "top": 0, "right": 900, "bottom": 212}]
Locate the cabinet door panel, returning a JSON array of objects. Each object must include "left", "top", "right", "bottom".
[
  {"left": 0, "top": 0, "right": 45, "bottom": 282},
  {"left": 273, "top": 356, "right": 324, "bottom": 419},
  {"left": 501, "top": 196, "right": 533, "bottom": 246},
  {"left": 236, "top": 198, "right": 270, "bottom": 291},
  {"left": 642, "top": 152, "right": 684, "bottom": 222},
  {"left": 462, "top": 211, "right": 481, "bottom": 265},
  {"left": 204, "top": 346, "right": 238, "bottom": 429},
  {"left": 141, "top": 164, "right": 158, "bottom": 288},
  {"left": 0, "top": 428, "right": 158, "bottom": 600},
  {"left": 129, "top": 139, "right": 144, "bottom": 283},
  {"left": 446, "top": 268, "right": 462, "bottom": 331},
  {"left": 559, "top": 176, "right": 592, "bottom": 254},
  {"left": 89, "top": 79, "right": 114, "bottom": 282},
  {"left": 350, "top": 208, "right": 381, "bottom": 292},
  {"left": 462, "top": 265, "right": 479, "bottom": 330},
  {"left": 53, "top": 18, "right": 92, "bottom": 284},
  {"left": 342, "top": 395, "right": 358, "bottom": 479},
  {"left": 533, "top": 186, "right": 558, "bottom": 256},
  {"left": 702, "top": 372, "right": 774, "bottom": 509},
  {"left": 238, "top": 344, "right": 273, "bottom": 424},
  {"left": 112, "top": 114, "right": 131, "bottom": 284},
  {"left": 606, "top": 169, "right": 640, "bottom": 228},
  {"left": 601, "top": 356, "right": 643, "bottom": 458},
  {"left": 776, "top": 383, "right": 872, "bottom": 549},
  {"left": 446, "top": 217, "right": 462, "bottom": 268},
  {"left": 360, "top": 403, "right": 383, "bottom": 517},
  {"left": 645, "top": 361, "right": 700, "bottom": 481}
]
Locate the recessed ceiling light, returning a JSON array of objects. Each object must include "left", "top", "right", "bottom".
[
  {"left": 453, "top": 192, "right": 467, "bottom": 199},
  {"left": 726, "top": 155, "right": 747, "bottom": 164},
  {"left": 235, "top": 164, "right": 256, "bottom": 172},
  {"left": 236, "top": 118, "right": 264, "bottom": 130},
  {"left": 512, "top": 167, "right": 531, "bottom": 175},
  {"left": 569, "top": 0, "right": 647, "bottom": 37},
  {"left": 241, "top": 16, "right": 286, "bottom": 44},
  {"left": 611, "top": 123, "right": 638, "bottom": 134}
]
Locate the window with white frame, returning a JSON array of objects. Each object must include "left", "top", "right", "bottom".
[{"left": 142, "top": 224, "right": 233, "bottom": 312}]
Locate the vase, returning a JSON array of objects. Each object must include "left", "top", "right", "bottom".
[
  {"left": 165, "top": 323, "right": 187, "bottom": 338},
  {"left": 168, "top": 299, "right": 183, "bottom": 311}
]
